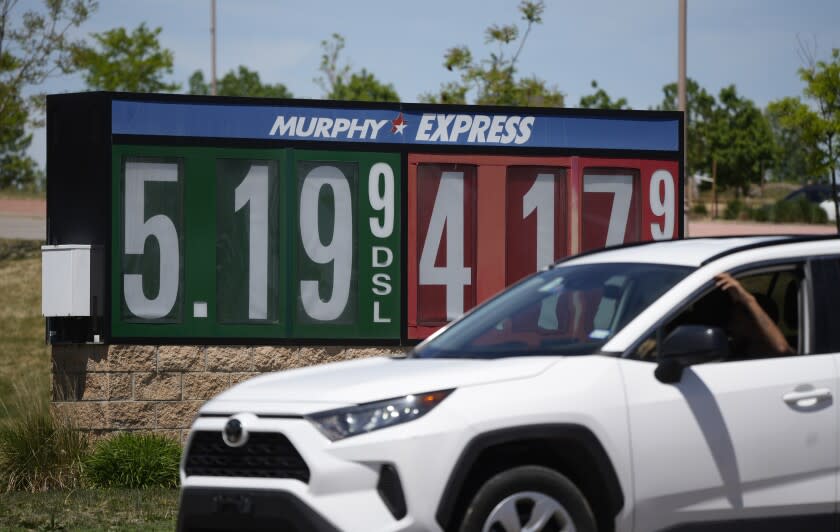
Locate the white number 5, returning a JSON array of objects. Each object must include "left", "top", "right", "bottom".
[{"left": 123, "top": 161, "right": 180, "bottom": 319}]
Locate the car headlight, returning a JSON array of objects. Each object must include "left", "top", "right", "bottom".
[{"left": 306, "top": 389, "right": 453, "bottom": 441}]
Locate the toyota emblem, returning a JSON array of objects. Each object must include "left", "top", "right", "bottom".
[{"left": 222, "top": 417, "right": 248, "bottom": 447}]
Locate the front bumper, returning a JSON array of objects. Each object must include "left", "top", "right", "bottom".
[
  {"left": 178, "top": 409, "right": 471, "bottom": 532},
  {"left": 177, "top": 488, "right": 339, "bottom": 532}
]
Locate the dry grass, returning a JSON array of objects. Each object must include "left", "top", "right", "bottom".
[
  {"left": 0, "top": 241, "right": 91, "bottom": 494},
  {"left": 0, "top": 488, "right": 178, "bottom": 531},
  {"left": 0, "top": 242, "right": 48, "bottom": 419},
  {"left": 0, "top": 188, "right": 45, "bottom": 201},
  {"left": 0, "top": 240, "right": 179, "bottom": 528},
  {"left": 0, "top": 377, "right": 89, "bottom": 493}
]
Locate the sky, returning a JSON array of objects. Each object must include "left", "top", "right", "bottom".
[{"left": 20, "top": 0, "right": 840, "bottom": 168}]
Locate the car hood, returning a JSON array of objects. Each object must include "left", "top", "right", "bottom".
[{"left": 204, "top": 356, "right": 559, "bottom": 414}]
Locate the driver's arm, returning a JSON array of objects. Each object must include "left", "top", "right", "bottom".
[{"left": 714, "top": 273, "right": 794, "bottom": 356}]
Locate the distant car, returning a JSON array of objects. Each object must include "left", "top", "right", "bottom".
[
  {"left": 178, "top": 235, "right": 840, "bottom": 532},
  {"left": 784, "top": 184, "right": 838, "bottom": 221}
]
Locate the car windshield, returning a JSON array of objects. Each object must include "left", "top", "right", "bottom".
[{"left": 412, "top": 262, "right": 693, "bottom": 359}]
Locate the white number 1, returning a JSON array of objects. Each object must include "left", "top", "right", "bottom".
[
  {"left": 234, "top": 164, "right": 269, "bottom": 319},
  {"left": 523, "top": 174, "right": 555, "bottom": 269}
]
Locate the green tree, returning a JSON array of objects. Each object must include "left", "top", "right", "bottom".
[
  {"left": 72, "top": 23, "right": 179, "bottom": 92},
  {"left": 316, "top": 33, "right": 398, "bottom": 102},
  {"left": 579, "top": 80, "right": 629, "bottom": 110},
  {"left": 0, "top": 90, "right": 40, "bottom": 189},
  {"left": 799, "top": 48, "right": 840, "bottom": 228},
  {"left": 422, "top": 0, "right": 563, "bottom": 107},
  {"left": 188, "top": 66, "right": 292, "bottom": 98},
  {"left": 0, "top": 0, "right": 95, "bottom": 190},
  {"left": 706, "top": 85, "right": 775, "bottom": 196},
  {"left": 657, "top": 78, "right": 716, "bottom": 178},
  {"left": 765, "top": 97, "right": 822, "bottom": 183}
]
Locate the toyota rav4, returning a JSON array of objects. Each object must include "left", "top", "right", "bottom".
[{"left": 177, "top": 235, "right": 840, "bottom": 532}]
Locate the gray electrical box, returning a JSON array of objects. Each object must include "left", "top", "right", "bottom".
[{"left": 42, "top": 245, "right": 103, "bottom": 318}]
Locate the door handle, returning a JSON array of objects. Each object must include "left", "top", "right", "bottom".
[{"left": 783, "top": 388, "right": 832, "bottom": 407}]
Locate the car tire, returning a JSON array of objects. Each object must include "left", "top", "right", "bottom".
[{"left": 458, "top": 465, "right": 597, "bottom": 532}]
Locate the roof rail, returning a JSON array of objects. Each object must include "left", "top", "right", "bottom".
[
  {"left": 550, "top": 239, "right": 663, "bottom": 268},
  {"left": 550, "top": 234, "right": 839, "bottom": 269},
  {"left": 699, "top": 234, "right": 839, "bottom": 266}
]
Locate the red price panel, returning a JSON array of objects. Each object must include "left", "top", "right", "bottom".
[
  {"left": 582, "top": 168, "right": 640, "bottom": 252},
  {"left": 505, "top": 167, "right": 568, "bottom": 284},
  {"left": 415, "top": 164, "right": 477, "bottom": 326}
]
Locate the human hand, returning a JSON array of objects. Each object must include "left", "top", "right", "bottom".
[{"left": 714, "top": 273, "right": 753, "bottom": 306}]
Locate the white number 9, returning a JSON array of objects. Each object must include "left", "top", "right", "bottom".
[
  {"left": 368, "top": 162, "right": 394, "bottom": 239},
  {"left": 650, "top": 170, "right": 675, "bottom": 240},
  {"left": 299, "top": 166, "right": 353, "bottom": 321}
]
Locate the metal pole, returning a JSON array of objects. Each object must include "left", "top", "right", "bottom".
[
  {"left": 211, "top": 0, "right": 217, "bottom": 96},
  {"left": 712, "top": 158, "right": 717, "bottom": 219},
  {"left": 679, "top": 0, "right": 688, "bottom": 234}
]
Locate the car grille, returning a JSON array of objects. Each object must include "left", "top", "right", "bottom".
[{"left": 184, "top": 431, "right": 310, "bottom": 482}]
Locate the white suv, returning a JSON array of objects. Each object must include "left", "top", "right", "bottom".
[{"left": 178, "top": 236, "right": 840, "bottom": 532}]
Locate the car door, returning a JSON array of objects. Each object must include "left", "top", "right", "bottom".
[
  {"left": 810, "top": 256, "right": 840, "bottom": 524},
  {"left": 620, "top": 263, "right": 838, "bottom": 531}
]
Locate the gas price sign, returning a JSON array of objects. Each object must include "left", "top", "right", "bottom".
[{"left": 46, "top": 93, "right": 683, "bottom": 344}]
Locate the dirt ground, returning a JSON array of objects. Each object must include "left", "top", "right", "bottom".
[
  {"left": 0, "top": 199, "right": 46, "bottom": 240},
  {"left": 688, "top": 219, "right": 837, "bottom": 237},
  {"left": 0, "top": 198, "right": 46, "bottom": 217}
]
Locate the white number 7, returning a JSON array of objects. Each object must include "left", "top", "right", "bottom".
[{"left": 584, "top": 174, "right": 633, "bottom": 247}]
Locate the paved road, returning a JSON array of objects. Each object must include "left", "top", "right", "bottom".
[
  {"left": 688, "top": 219, "right": 837, "bottom": 237},
  {"left": 0, "top": 213, "right": 45, "bottom": 240},
  {"left": 0, "top": 199, "right": 45, "bottom": 240},
  {"left": 0, "top": 198, "right": 836, "bottom": 241}
]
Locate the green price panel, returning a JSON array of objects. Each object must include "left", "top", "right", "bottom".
[{"left": 110, "top": 145, "right": 401, "bottom": 340}]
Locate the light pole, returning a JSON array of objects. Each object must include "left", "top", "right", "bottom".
[
  {"left": 678, "top": 0, "right": 688, "bottom": 235},
  {"left": 211, "top": 0, "right": 217, "bottom": 96}
]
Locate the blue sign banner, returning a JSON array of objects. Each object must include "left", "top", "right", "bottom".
[{"left": 112, "top": 100, "right": 679, "bottom": 152}]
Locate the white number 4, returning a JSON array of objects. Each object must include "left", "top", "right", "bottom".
[{"left": 419, "top": 171, "right": 471, "bottom": 320}]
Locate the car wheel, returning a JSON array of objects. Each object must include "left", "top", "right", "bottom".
[{"left": 458, "top": 465, "right": 596, "bottom": 532}]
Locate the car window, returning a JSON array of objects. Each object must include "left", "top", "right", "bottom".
[
  {"left": 631, "top": 265, "right": 802, "bottom": 362},
  {"left": 812, "top": 257, "right": 840, "bottom": 354},
  {"left": 785, "top": 186, "right": 834, "bottom": 203},
  {"left": 413, "top": 263, "right": 692, "bottom": 359}
]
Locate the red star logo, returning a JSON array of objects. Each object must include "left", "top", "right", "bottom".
[{"left": 391, "top": 113, "right": 407, "bottom": 135}]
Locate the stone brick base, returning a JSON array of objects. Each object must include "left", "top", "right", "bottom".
[{"left": 51, "top": 344, "right": 408, "bottom": 443}]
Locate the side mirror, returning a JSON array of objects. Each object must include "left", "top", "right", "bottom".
[{"left": 654, "top": 325, "right": 729, "bottom": 384}]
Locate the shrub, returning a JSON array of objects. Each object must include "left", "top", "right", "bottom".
[
  {"left": 750, "top": 205, "right": 770, "bottom": 222},
  {"left": 0, "top": 239, "right": 42, "bottom": 261},
  {"left": 738, "top": 197, "right": 829, "bottom": 224},
  {"left": 84, "top": 432, "right": 181, "bottom": 489},
  {"left": 770, "top": 197, "right": 828, "bottom": 224},
  {"left": 723, "top": 199, "right": 744, "bottom": 220},
  {"left": 0, "top": 380, "right": 89, "bottom": 492},
  {"left": 691, "top": 203, "right": 708, "bottom": 216}
]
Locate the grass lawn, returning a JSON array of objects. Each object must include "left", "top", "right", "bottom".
[
  {"left": 0, "top": 488, "right": 179, "bottom": 531},
  {"left": 0, "top": 189, "right": 45, "bottom": 201},
  {"left": 0, "top": 239, "right": 180, "bottom": 530}
]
